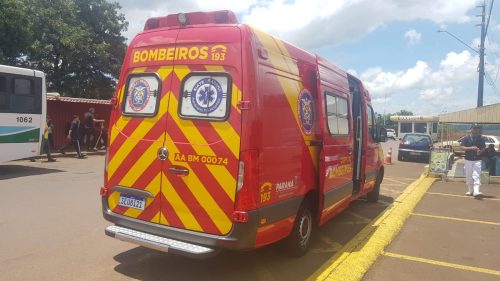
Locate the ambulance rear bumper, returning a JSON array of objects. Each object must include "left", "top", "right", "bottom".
[
  {"left": 102, "top": 198, "right": 258, "bottom": 258},
  {"left": 105, "top": 225, "right": 219, "bottom": 258}
]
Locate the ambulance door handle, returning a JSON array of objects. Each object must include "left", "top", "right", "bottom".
[{"left": 169, "top": 167, "right": 189, "bottom": 176}]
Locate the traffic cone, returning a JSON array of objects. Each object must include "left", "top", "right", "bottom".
[{"left": 384, "top": 147, "right": 393, "bottom": 165}]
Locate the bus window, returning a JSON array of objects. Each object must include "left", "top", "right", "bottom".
[
  {"left": 414, "top": 123, "right": 426, "bottom": 133},
  {"left": 400, "top": 123, "right": 412, "bottom": 133},
  {"left": 0, "top": 75, "right": 42, "bottom": 114}
]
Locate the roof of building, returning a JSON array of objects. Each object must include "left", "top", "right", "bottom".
[
  {"left": 439, "top": 103, "right": 500, "bottom": 124},
  {"left": 47, "top": 93, "right": 110, "bottom": 105}
]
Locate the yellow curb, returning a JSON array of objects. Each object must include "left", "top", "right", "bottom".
[{"left": 307, "top": 174, "right": 437, "bottom": 281}]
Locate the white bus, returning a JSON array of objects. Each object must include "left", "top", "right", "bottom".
[
  {"left": 0, "top": 65, "right": 46, "bottom": 162},
  {"left": 389, "top": 115, "right": 439, "bottom": 141}
]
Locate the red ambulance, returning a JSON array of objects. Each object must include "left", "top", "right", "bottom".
[{"left": 101, "top": 10, "right": 387, "bottom": 258}]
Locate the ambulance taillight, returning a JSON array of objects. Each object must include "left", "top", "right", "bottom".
[{"left": 233, "top": 150, "right": 258, "bottom": 222}]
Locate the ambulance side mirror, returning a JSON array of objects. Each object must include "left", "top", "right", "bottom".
[{"left": 377, "top": 127, "right": 388, "bottom": 143}]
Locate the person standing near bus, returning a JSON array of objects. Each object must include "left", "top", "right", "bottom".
[
  {"left": 83, "top": 107, "right": 104, "bottom": 151},
  {"left": 46, "top": 115, "right": 54, "bottom": 149},
  {"left": 460, "top": 125, "right": 486, "bottom": 197},
  {"left": 59, "top": 115, "right": 86, "bottom": 159},
  {"left": 43, "top": 117, "right": 56, "bottom": 162}
]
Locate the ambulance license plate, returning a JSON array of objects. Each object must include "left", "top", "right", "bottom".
[{"left": 118, "top": 194, "right": 145, "bottom": 210}]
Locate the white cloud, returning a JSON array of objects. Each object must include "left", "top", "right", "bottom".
[
  {"left": 361, "top": 50, "right": 492, "bottom": 114},
  {"left": 114, "top": 0, "right": 477, "bottom": 47},
  {"left": 404, "top": 29, "right": 422, "bottom": 45},
  {"left": 418, "top": 87, "right": 453, "bottom": 104}
]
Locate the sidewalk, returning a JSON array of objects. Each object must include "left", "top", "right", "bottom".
[{"left": 363, "top": 181, "right": 500, "bottom": 281}]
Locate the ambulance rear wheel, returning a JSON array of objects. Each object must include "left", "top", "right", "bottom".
[
  {"left": 367, "top": 170, "right": 383, "bottom": 203},
  {"left": 285, "top": 201, "right": 313, "bottom": 257}
]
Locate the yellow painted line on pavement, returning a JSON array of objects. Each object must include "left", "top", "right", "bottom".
[
  {"left": 426, "top": 192, "right": 500, "bottom": 202},
  {"left": 382, "top": 251, "right": 500, "bottom": 277},
  {"left": 381, "top": 187, "right": 404, "bottom": 193},
  {"left": 383, "top": 177, "right": 412, "bottom": 185},
  {"left": 308, "top": 175, "right": 437, "bottom": 281},
  {"left": 412, "top": 213, "right": 500, "bottom": 226}
]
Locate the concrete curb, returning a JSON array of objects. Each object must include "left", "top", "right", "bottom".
[{"left": 308, "top": 175, "right": 437, "bottom": 281}]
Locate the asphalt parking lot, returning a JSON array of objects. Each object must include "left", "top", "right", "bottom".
[{"left": 0, "top": 139, "right": 426, "bottom": 281}]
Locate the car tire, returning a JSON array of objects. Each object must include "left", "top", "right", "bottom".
[
  {"left": 367, "top": 170, "right": 383, "bottom": 203},
  {"left": 284, "top": 201, "right": 313, "bottom": 257}
]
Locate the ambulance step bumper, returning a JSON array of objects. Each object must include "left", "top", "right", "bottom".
[{"left": 105, "top": 225, "right": 218, "bottom": 258}]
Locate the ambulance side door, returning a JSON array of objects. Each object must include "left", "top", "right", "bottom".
[{"left": 318, "top": 89, "right": 354, "bottom": 222}]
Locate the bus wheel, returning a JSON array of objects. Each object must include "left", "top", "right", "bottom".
[
  {"left": 285, "top": 201, "right": 313, "bottom": 257},
  {"left": 367, "top": 170, "right": 383, "bottom": 203}
]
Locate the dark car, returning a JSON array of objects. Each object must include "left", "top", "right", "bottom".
[{"left": 398, "top": 133, "right": 432, "bottom": 162}]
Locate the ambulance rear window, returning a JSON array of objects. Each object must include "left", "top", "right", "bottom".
[
  {"left": 179, "top": 72, "right": 231, "bottom": 121},
  {"left": 122, "top": 73, "right": 161, "bottom": 117}
]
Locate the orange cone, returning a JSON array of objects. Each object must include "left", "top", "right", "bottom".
[{"left": 384, "top": 147, "right": 393, "bottom": 165}]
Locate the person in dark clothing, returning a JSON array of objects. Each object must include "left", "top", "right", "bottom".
[
  {"left": 483, "top": 144, "right": 496, "bottom": 176},
  {"left": 83, "top": 108, "right": 104, "bottom": 151},
  {"left": 460, "top": 125, "right": 486, "bottom": 197},
  {"left": 59, "top": 115, "right": 86, "bottom": 158}
]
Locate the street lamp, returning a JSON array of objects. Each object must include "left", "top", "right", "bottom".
[
  {"left": 436, "top": 30, "right": 478, "bottom": 54},
  {"left": 437, "top": 29, "right": 484, "bottom": 107}
]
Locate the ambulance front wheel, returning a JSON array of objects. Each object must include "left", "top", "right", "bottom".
[{"left": 285, "top": 201, "right": 313, "bottom": 257}]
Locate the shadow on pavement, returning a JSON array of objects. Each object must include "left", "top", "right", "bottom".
[
  {"left": 112, "top": 198, "right": 396, "bottom": 281},
  {"left": 0, "top": 165, "right": 64, "bottom": 180}
]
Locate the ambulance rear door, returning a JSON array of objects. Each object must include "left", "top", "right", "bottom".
[
  {"left": 158, "top": 26, "right": 243, "bottom": 235},
  {"left": 105, "top": 29, "right": 179, "bottom": 226}
]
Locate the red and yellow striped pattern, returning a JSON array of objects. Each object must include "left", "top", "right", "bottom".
[{"left": 106, "top": 64, "right": 242, "bottom": 235}]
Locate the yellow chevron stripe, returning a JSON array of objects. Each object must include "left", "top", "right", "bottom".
[
  {"left": 165, "top": 131, "right": 232, "bottom": 234},
  {"left": 209, "top": 102, "right": 240, "bottom": 158},
  {"left": 157, "top": 66, "right": 173, "bottom": 80},
  {"left": 108, "top": 94, "right": 169, "bottom": 179},
  {"left": 108, "top": 191, "right": 120, "bottom": 210},
  {"left": 123, "top": 173, "right": 161, "bottom": 218},
  {"left": 159, "top": 212, "right": 168, "bottom": 225},
  {"left": 253, "top": 28, "right": 319, "bottom": 168},
  {"left": 168, "top": 95, "right": 237, "bottom": 198},
  {"left": 110, "top": 114, "right": 130, "bottom": 147},
  {"left": 151, "top": 212, "right": 161, "bottom": 224},
  {"left": 160, "top": 173, "right": 203, "bottom": 231},
  {"left": 118, "top": 135, "right": 163, "bottom": 187}
]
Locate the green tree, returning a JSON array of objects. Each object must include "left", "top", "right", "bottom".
[
  {"left": 0, "top": 0, "right": 32, "bottom": 64},
  {"left": 8, "top": 0, "right": 128, "bottom": 99},
  {"left": 394, "top": 109, "right": 414, "bottom": 116}
]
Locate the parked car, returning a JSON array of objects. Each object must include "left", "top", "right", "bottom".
[
  {"left": 398, "top": 133, "right": 433, "bottom": 161},
  {"left": 386, "top": 129, "right": 396, "bottom": 140},
  {"left": 435, "top": 135, "right": 500, "bottom": 156}
]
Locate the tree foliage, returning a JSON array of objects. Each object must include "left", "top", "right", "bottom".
[
  {"left": 0, "top": 0, "right": 32, "bottom": 64},
  {"left": 0, "top": 0, "right": 128, "bottom": 99}
]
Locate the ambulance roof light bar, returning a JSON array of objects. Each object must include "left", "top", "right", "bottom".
[{"left": 143, "top": 10, "right": 239, "bottom": 31}]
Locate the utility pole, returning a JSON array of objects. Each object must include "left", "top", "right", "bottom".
[
  {"left": 477, "top": 1, "right": 486, "bottom": 107},
  {"left": 477, "top": 0, "right": 495, "bottom": 107}
]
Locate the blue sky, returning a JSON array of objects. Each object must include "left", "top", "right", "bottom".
[{"left": 115, "top": 0, "right": 500, "bottom": 116}]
